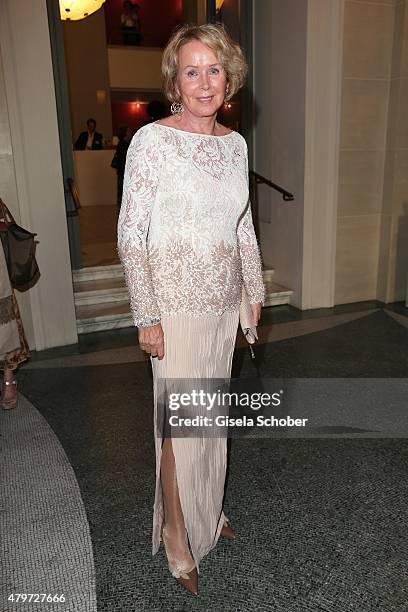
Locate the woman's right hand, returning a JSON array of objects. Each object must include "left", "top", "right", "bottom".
[{"left": 138, "top": 323, "right": 165, "bottom": 360}]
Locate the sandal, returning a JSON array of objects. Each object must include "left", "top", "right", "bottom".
[{"left": 2, "top": 378, "right": 18, "bottom": 410}]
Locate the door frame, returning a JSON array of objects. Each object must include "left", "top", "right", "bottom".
[{"left": 46, "top": 0, "right": 82, "bottom": 270}]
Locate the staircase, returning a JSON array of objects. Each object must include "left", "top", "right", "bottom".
[
  {"left": 73, "top": 265, "right": 293, "bottom": 334},
  {"left": 262, "top": 269, "right": 294, "bottom": 308}
]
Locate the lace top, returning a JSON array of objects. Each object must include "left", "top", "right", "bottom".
[{"left": 117, "top": 122, "right": 265, "bottom": 327}]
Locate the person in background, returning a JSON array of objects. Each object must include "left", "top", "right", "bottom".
[
  {"left": 111, "top": 125, "right": 131, "bottom": 209},
  {"left": 0, "top": 242, "right": 30, "bottom": 410},
  {"left": 74, "top": 118, "right": 104, "bottom": 150},
  {"left": 121, "top": 1, "right": 141, "bottom": 46},
  {"left": 142, "top": 100, "right": 166, "bottom": 126}
]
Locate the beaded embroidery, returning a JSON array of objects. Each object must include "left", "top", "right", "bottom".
[{"left": 117, "top": 123, "right": 265, "bottom": 328}]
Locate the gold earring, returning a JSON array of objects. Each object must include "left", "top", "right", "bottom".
[{"left": 171, "top": 101, "right": 184, "bottom": 115}]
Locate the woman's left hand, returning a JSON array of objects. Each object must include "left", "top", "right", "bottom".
[{"left": 251, "top": 303, "right": 262, "bottom": 327}]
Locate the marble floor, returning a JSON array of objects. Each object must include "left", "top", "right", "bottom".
[{"left": 1, "top": 301, "right": 408, "bottom": 611}]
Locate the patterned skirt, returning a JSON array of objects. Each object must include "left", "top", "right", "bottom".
[{"left": 0, "top": 242, "right": 30, "bottom": 370}]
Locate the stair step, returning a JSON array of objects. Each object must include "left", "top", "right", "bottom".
[
  {"left": 72, "top": 264, "right": 124, "bottom": 282},
  {"left": 73, "top": 267, "right": 277, "bottom": 304},
  {"left": 264, "top": 281, "right": 293, "bottom": 306},
  {"left": 74, "top": 277, "right": 126, "bottom": 293},
  {"left": 75, "top": 287, "right": 292, "bottom": 334},
  {"left": 75, "top": 300, "right": 132, "bottom": 334},
  {"left": 74, "top": 266, "right": 274, "bottom": 285},
  {"left": 75, "top": 288, "right": 129, "bottom": 306},
  {"left": 74, "top": 277, "right": 129, "bottom": 306},
  {"left": 73, "top": 265, "right": 291, "bottom": 333},
  {"left": 262, "top": 268, "right": 275, "bottom": 282}
]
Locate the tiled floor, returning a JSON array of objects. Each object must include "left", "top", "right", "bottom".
[{"left": 2, "top": 301, "right": 408, "bottom": 611}]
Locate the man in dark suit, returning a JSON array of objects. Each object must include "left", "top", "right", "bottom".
[{"left": 74, "top": 118, "right": 104, "bottom": 150}]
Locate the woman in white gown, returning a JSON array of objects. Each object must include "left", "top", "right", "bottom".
[{"left": 117, "top": 23, "right": 265, "bottom": 596}]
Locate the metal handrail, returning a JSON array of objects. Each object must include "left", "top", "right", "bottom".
[{"left": 249, "top": 170, "right": 294, "bottom": 201}]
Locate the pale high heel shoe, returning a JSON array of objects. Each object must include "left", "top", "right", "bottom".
[
  {"left": 161, "top": 524, "right": 198, "bottom": 596},
  {"left": 220, "top": 516, "right": 236, "bottom": 540}
]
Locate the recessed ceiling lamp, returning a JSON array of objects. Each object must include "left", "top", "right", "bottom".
[{"left": 59, "top": 0, "right": 106, "bottom": 21}]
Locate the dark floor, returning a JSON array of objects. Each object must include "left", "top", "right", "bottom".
[
  {"left": 26, "top": 299, "right": 406, "bottom": 363},
  {"left": 3, "top": 301, "right": 408, "bottom": 611}
]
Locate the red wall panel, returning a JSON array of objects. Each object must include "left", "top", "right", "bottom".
[{"left": 111, "top": 101, "right": 150, "bottom": 135}]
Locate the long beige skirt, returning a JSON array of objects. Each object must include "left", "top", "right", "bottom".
[{"left": 150, "top": 309, "right": 239, "bottom": 573}]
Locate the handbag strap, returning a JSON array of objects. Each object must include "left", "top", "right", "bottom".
[{"left": 0, "top": 198, "right": 16, "bottom": 226}]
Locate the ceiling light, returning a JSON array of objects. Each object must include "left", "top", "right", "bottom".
[{"left": 60, "top": 1, "right": 106, "bottom": 21}]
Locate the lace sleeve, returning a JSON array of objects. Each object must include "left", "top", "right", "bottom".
[
  {"left": 237, "top": 142, "right": 265, "bottom": 305},
  {"left": 117, "top": 126, "right": 161, "bottom": 327}
]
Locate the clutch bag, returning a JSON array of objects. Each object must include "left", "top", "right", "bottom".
[{"left": 239, "top": 284, "right": 258, "bottom": 357}]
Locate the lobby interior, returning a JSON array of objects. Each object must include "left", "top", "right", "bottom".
[{"left": 1, "top": 1, "right": 408, "bottom": 611}]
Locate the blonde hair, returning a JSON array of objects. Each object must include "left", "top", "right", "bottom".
[{"left": 162, "top": 23, "right": 248, "bottom": 103}]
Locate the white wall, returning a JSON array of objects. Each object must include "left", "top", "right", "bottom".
[
  {"left": 63, "top": 9, "right": 113, "bottom": 143},
  {"left": 0, "top": 0, "right": 77, "bottom": 350},
  {"left": 108, "top": 47, "right": 163, "bottom": 90},
  {"left": 253, "top": 0, "right": 308, "bottom": 307},
  {"left": 73, "top": 151, "right": 116, "bottom": 206}
]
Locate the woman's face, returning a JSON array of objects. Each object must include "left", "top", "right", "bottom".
[{"left": 176, "top": 40, "right": 228, "bottom": 118}]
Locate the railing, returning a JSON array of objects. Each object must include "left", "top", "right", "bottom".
[
  {"left": 249, "top": 170, "right": 294, "bottom": 202},
  {"left": 249, "top": 170, "right": 294, "bottom": 238}
]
